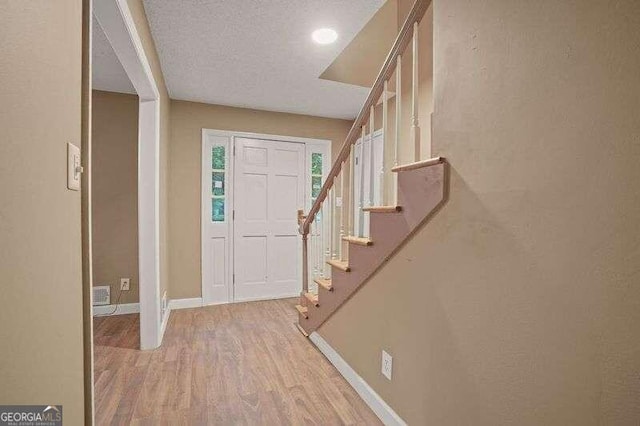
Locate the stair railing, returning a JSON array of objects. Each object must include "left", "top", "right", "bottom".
[{"left": 301, "top": 0, "right": 431, "bottom": 295}]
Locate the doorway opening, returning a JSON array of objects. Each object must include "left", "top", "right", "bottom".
[{"left": 89, "top": 0, "right": 163, "bottom": 422}]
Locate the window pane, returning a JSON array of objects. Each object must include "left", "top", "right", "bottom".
[
  {"left": 212, "top": 145, "right": 225, "bottom": 170},
  {"left": 312, "top": 176, "right": 322, "bottom": 198},
  {"left": 311, "top": 153, "right": 322, "bottom": 175},
  {"left": 212, "top": 171, "right": 225, "bottom": 196},
  {"left": 212, "top": 198, "right": 225, "bottom": 222}
]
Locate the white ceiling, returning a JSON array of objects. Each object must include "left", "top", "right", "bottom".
[
  {"left": 142, "top": 0, "right": 386, "bottom": 119},
  {"left": 92, "top": 16, "right": 136, "bottom": 95}
]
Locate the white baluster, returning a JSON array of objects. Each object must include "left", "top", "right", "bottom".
[
  {"left": 313, "top": 214, "right": 321, "bottom": 278},
  {"left": 394, "top": 54, "right": 401, "bottom": 206},
  {"left": 311, "top": 220, "right": 317, "bottom": 279},
  {"left": 331, "top": 178, "right": 338, "bottom": 259},
  {"left": 319, "top": 203, "right": 325, "bottom": 278},
  {"left": 339, "top": 164, "right": 345, "bottom": 260},
  {"left": 348, "top": 143, "right": 355, "bottom": 238},
  {"left": 323, "top": 196, "right": 330, "bottom": 277},
  {"left": 316, "top": 213, "right": 324, "bottom": 277},
  {"left": 358, "top": 125, "right": 366, "bottom": 237},
  {"left": 302, "top": 232, "right": 309, "bottom": 294},
  {"left": 411, "top": 22, "right": 420, "bottom": 162},
  {"left": 327, "top": 186, "right": 332, "bottom": 261},
  {"left": 317, "top": 218, "right": 321, "bottom": 279},
  {"left": 369, "top": 105, "right": 375, "bottom": 211},
  {"left": 381, "top": 80, "right": 388, "bottom": 205}
]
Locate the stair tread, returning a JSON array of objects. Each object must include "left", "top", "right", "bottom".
[
  {"left": 326, "top": 259, "right": 351, "bottom": 272},
  {"left": 304, "top": 292, "right": 319, "bottom": 307},
  {"left": 314, "top": 277, "right": 333, "bottom": 291},
  {"left": 295, "top": 304, "right": 308, "bottom": 318},
  {"left": 342, "top": 236, "right": 373, "bottom": 246},
  {"left": 391, "top": 157, "right": 444, "bottom": 173},
  {"left": 362, "top": 205, "right": 402, "bottom": 213}
]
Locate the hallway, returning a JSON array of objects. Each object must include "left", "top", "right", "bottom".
[{"left": 93, "top": 298, "right": 381, "bottom": 425}]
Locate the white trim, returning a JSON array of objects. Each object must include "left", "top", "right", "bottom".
[
  {"left": 169, "top": 297, "right": 204, "bottom": 310},
  {"left": 201, "top": 129, "right": 331, "bottom": 307},
  {"left": 94, "top": 0, "right": 163, "bottom": 350},
  {"left": 93, "top": 0, "right": 159, "bottom": 101},
  {"left": 233, "top": 293, "right": 301, "bottom": 304},
  {"left": 204, "top": 129, "right": 332, "bottom": 148},
  {"left": 160, "top": 305, "right": 171, "bottom": 338},
  {"left": 309, "top": 332, "right": 407, "bottom": 426},
  {"left": 92, "top": 303, "right": 140, "bottom": 316},
  {"left": 138, "top": 99, "right": 162, "bottom": 350}
]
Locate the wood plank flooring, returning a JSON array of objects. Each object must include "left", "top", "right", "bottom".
[{"left": 93, "top": 298, "right": 381, "bottom": 425}]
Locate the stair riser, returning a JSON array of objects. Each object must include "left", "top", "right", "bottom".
[
  {"left": 397, "top": 163, "right": 445, "bottom": 228},
  {"left": 368, "top": 212, "right": 410, "bottom": 245},
  {"left": 301, "top": 269, "right": 352, "bottom": 332}
]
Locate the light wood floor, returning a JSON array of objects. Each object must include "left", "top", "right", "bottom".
[{"left": 93, "top": 298, "right": 381, "bottom": 425}]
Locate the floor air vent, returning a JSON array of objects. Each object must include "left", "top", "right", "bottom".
[{"left": 93, "top": 285, "right": 111, "bottom": 306}]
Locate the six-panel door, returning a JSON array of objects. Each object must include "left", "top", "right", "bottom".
[{"left": 233, "top": 138, "right": 305, "bottom": 301}]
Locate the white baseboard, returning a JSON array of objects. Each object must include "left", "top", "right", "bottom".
[
  {"left": 169, "top": 297, "right": 203, "bottom": 310},
  {"left": 92, "top": 302, "right": 139, "bottom": 316},
  {"left": 309, "top": 332, "right": 407, "bottom": 426},
  {"left": 233, "top": 293, "right": 300, "bottom": 303}
]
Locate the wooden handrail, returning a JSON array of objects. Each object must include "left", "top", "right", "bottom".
[{"left": 299, "top": 0, "right": 432, "bottom": 235}]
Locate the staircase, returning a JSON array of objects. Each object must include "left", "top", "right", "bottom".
[{"left": 296, "top": 0, "right": 444, "bottom": 336}]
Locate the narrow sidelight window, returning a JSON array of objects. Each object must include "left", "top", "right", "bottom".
[{"left": 211, "top": 145, "right": 226, "bottom": 222}]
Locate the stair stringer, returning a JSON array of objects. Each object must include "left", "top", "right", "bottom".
[{"left": 299, "top": 161, "right": 446, "bottom": 333}]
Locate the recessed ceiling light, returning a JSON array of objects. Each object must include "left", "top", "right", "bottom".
[{"left": 312, "top": 28, "right": 338, "bottom": 45}]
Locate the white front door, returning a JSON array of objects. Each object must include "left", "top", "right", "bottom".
[{"left": 233, "top": 137, "right": 305, "bottom": 301}]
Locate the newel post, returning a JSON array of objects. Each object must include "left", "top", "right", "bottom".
[{"left": 298, "top": 209, "right": 309, "bottom": 294}]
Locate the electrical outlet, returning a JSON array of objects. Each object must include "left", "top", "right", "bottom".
[
  {"left": 120, "top": 278, "right": 130, "bottom": 291},
  {"left": 381, "top": 350, "right": 393, "bottom": 380}
]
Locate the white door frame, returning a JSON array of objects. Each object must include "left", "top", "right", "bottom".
[
  {"left": 201, "top": 129, "right": 331, "bottom": 306},
  {"left": 94, "top": 0, "right": 163, "bottom": 350}
]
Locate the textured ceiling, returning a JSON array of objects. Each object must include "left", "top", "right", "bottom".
[
  {"left": 142, "top": 0, "right": 386, "bottom": 119},
  {"left": 92, "top": 16, "right": 136, "bottom": 95}
]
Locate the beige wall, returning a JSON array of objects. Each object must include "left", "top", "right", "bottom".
[
  {"left": 0, "top": 1, "right": 85, "bottom": 423},
  {"left": 169, "top": 100, "right": 353, "bottom": 299},
  {"left": 320, "top": 0, "right": 398, "bottom": 88},
  {"left": 92, "top": 90, "right": 139, "bottom": 304},
  {"left": 127, "top": 0, "right": 171, "bottom": 303},
  {"left": 319, "top": 0, "right": 640, "bottom": 424}
]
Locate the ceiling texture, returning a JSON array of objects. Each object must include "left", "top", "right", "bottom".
[
  {"left": 92, "top": 16, "right": 136, "bottom": 95},
  {"left": 142, "top": 0, "right": 386, "bottom": 119}
]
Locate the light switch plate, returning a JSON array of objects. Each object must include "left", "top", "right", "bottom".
[
  {"left": 67, "top": 143, "right": 81, "bottom": 191},
  {"left": 336, "top": 196, "right": 342, "bottom": 207}
]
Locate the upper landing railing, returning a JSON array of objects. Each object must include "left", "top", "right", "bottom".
[{"left": 299, "top": 0, "right": 432, "bottom": 294}]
